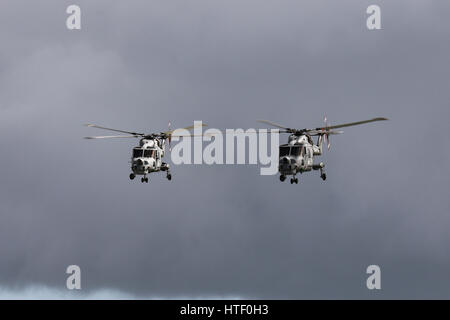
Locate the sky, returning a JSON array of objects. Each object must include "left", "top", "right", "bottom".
[{"left": 0, "top": 0, "right": 450, "bottom": 299}]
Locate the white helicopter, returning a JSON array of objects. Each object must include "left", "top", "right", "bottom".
[
  {"left": 258, "top": 117, "right": 388, "bottom": 184},
  {"left": 84, "top": 123, "right": 206, "bottom": 183}
]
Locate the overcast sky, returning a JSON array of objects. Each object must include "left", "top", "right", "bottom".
[{"left": 0, "top": 0, "right": 450, "bottom": 299}]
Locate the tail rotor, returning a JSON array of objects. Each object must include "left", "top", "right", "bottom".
[
  {"left": 324, "top": 115, "right": 331, "bottom": 150},
  {"left": 167, "top": 121, "right": 172, "bottom": 151}
]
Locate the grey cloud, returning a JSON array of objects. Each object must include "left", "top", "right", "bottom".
[{"left": 0, "top": 0, "right": 449, "bottom": 298}]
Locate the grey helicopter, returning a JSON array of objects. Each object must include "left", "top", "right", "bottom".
[
  {"left": 84, "top": 122, "right": 206, "bottom": 183},
  {"left": 258, "top": 117, "right": 388, "bottom": 184}
]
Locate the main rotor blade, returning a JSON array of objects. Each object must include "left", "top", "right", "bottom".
[
  {"left": 309, "top": 130, "right": 343, "bottom": 136},
  {"left": 169, "top": 132, "right": 217, "bottom": 138},
  {"left": 181, "top": 123, "right": 208, "bottom": 131},
  {"left": 84, "top": 135, "right": 139, "bottom": 139},
  {"left": 327, "top": 130, "right": 343, "bottom": 135},
  {"left": 163, "top": 123, "right": 208, "bottom": 135},
  {"left": 171, "top": 129, "right": 289, "bottom": 137},
  {"left": 257, "top": 119, "right": 291, "bottom": 130},
  {"left": 85, "top": 124, "right": 143, "bottom": 136},
  {"left": 315, "top": 117, "right": 388, "bottom": 130}
]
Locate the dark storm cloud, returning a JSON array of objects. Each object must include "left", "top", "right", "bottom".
[{"left": 0, "top": 0, "right": 450, "bottom": 298}]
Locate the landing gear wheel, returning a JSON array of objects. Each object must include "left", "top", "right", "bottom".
[
  {"left": 295, "top": 178, "right": 298, "bottom": 184},
  {"left": 141, "top": 177, "right": 145, "bottom": 183},
  {"left": 321, "top": 173, "right": 327, "bottom": 181},
  {"left": 280, "top": 175, "right": 286, "bottom": 182},
  {"left": 129, "top": 173, "right": 135, "bottom": 180},
  {"left": 141, "top": 177, "right": 149, "bottom": 183},
  {"left": 290, "top": 178, "right": 294, "bottom": 184},
  {"left": 167, "top": 174, "right": 172, "bottom": 181}
]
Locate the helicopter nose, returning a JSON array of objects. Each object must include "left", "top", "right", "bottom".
[
  {"left": 281, "top": 157, "right": 290, "bottom": 164},
  {"left": 279, "top": 157, "right": 296, "bottom": 172},
  {"left": 135, "top": 159, "right": 144, "bottom": 166}
]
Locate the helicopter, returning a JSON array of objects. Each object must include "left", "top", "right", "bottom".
[
  {"left": 84, "top": 123, "right": 207, "bottom": 183},
  {"left": 257, "top": 117, "right": 388, "bottom": 184}
]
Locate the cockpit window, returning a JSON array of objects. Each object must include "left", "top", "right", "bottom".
[
  {"left": 133, "top": 149, "right": 143, "bottom": 158},
  {"left": 144, "top": 149, "right": 156, "bottom": 158},
  {"left": 279, "top": 146, "right": 290, "bottom": 157},
  {"left": 290, "top": 146, "right": 302, "bottom": 156},
  {"left": 280, "top": 145, "right": 304, "bottom": 157}
]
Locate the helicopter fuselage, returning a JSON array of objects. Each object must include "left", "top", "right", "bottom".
[
  {"left": 129, "top": 138, "right": 170, "bottom": 182},
  {"left": 278, "top": 134, "right": 325, "bottom": 183}
]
